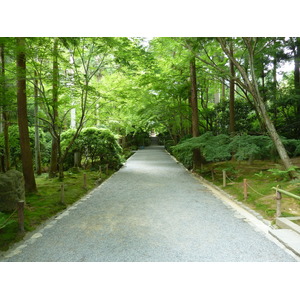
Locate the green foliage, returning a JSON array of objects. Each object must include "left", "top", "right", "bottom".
[
  {"left": 229, "top": 135, "right": 273, "bottom": 161},
  {"left": 170, "top": 131, "right": 300, "bottom": 169},
  {"left": 171, "top": 132, "right": 232, "bottom": 168},
  {"left": 0, "top": 212, "right": 15, "bottom": 230},
  {"left": 0, "top": 125, "right": 52, "bottom": 169},
  {"left": 61, "top": 127, "right": 123, "bottom": 170},
  {"left": 126, "top": 130, "right": 151, "bottom": 148},
  {"left": 267, "top": 166, "right": 300, "bottom": 181}
]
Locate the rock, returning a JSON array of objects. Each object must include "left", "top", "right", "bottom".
[{"left": 0, "top": 170, "right": 25, "bottom": 212}]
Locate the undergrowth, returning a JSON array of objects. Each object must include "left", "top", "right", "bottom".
[{"left": 195, "top": 159, "right": 300, "bottom": 221}]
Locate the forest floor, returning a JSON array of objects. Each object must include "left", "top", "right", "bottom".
[{"left": 196, "top": 157, "right": 300, "bottom": 222}]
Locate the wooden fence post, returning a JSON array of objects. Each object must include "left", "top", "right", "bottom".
[
  {"left": 83, "top": 173, "right": 87, "bottom": 189},
  {"left": 223, "top": 170, "right": 226, "bottom": 187},
  {"left": 106, "top": 164, "right": 109, "bottom": 175},
  {"left": 275, "top": 186, "right": 282, "bottom": 217},
  {"left": 243, "top": 179, "right": 248, "bottom": 200},
  {"left": 211, "top": 169, "right": 215, "bottom": 181},
  {"left": 99, "top": 165, "right": 102, "bottom": 178},
  {"left": 17, "top": 201, "right": 25, "bottom": 233},
  {"left": 60, "top": 183, "right": 65, "bottom": 205}
]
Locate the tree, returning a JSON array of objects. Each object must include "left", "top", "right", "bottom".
[
  {"left": 217, "top": 37, "right": 298, "bottom": 178},
  {"left": 49, "top": 37, "right": 59, "bottom": 178},
  {"left": 16, "top": 37, "right": 37, "bottom": 192},
  {"left": 0, "top": 39, "right": 10, "bottom": 172},
  {"left": 34, "top": 70, "right": 42, "bottom": 175},
  {"left": 229, "top": 42, "right": 235, "bottom": 134},
  {"left": 189, "top": 57, "right": 202, "bottom": 168}
]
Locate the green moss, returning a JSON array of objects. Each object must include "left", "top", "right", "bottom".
[{"left": 198, "top": 159, "right": 300, "bottom": 221}]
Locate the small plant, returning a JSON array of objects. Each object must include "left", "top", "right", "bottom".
[
  {"left": 0, "top": 212, "right": 16, "bottom": 230},
  {"left": 254, "top": 171, "right": 264, "bottom": 178},
  {"left": 267, "top": 166, "right": 299, "bottom": 181}
]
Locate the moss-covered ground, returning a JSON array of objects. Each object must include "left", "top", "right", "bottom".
[{"left": 195, "top": 157, "right": 300, "bottom": 221}]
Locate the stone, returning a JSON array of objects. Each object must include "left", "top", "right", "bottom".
[{"left": 0, "top": 170, "right": 25, "bottom": 212}]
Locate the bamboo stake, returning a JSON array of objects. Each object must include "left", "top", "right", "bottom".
[
  {"left": 243, "top": 179, "right": 248, "bottom": 200},
  {"left": 83, "top": 173, "right": 87, "bottom": 189},
  {"left": 60, "top": 183, "right": 65, "bottom": 204},
  {"left": 223, "top": 170, "right": 226, "bottom": 187},
  {"left": 17, "top": 201, "right": 25, "bottom": 233},
  {"left": 275, "top": 185, "right": 282, "bottom": 217}
]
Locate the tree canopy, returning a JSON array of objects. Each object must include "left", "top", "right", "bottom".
[{"left": 1, "top": 36, "right": 300, "bottom": 188}]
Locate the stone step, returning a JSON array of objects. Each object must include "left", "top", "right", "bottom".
[
  {"left": 276, "top": 217, "right": 300, "bottom": 235},
  {"left": 269, "top": 229, "right": 300, "bottom": 257}
]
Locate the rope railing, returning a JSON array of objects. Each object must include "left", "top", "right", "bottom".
[
  {"left": 245, "top": 182, "right": 266, "bottom": 197},
  {"left": 271, "top": 186, "right": 300, "bottom": 217},
  {"left": 220, "top": 169, "right": 300, "bottom": 218},
  {"left": 221, "top": 169, "right": 267, "bottom": 200}
]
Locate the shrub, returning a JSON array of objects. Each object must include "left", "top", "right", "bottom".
[
  {"left": 61, "top": 127, "right": 123, "bottom": 170},
  {"left": 170, "top": 132, "right": 300, "bottom": 168},
  {"left": 171, "top": 132, "right": 232, "bottom": 168}
]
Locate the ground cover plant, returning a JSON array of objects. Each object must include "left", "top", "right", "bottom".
[{"left": 196, "top": 158, "right": 300, "bottom": 221}]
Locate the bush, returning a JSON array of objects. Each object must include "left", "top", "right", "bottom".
[
  {"left": 171, "top": 132, "right": 231, "bottom": 168},
  {"left": 228, "top": 135, "right": 272, "bottom": 162},
  {"left": 170, "top": 132, "right": 300, "bottom": 168},
  {"left": 0, "top": 125, "right": 52, "bottom": 170},
  {"left": 125, "top": 130, "right": 151, "bottom": 148},
  {"left": 61, "top": 127, "right": 123, "bottom": 170}
]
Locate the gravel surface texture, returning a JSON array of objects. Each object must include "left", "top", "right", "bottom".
[{"left": 0, "top": 146, "right": 297, "bottom": 262}]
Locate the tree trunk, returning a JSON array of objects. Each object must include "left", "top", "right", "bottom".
[
  {"left": 190, "top": 57, "right": 202, "bottom": 169},
  {"left": 2, "top": 110, "right": 10, "bottom": 171},
  {"left": 273, "top": 56, "right": 278, "bottom": 127},
  {"left": 229, "top": 43, "right": 235, "bottom": 134},
  {"left": 49, "top": 38, "right": 59, "bottom": 178},
  {"left": 294, "top": 38, "right": 300, "bottom": 129},
  {"left": 0, "top": 42, "right": 10, "bottom": 172},
  {"left": 34, "top": 71, "right": 42, "bottom": 175},
  {"left": 16, "top": 37, "right": 37, "bottom": 192},
  {"left": 221, "top": 78, "right": 226, "bottom": 102},
  {"left": 218, "top": 37, "right": 298, "bottom": 178}
]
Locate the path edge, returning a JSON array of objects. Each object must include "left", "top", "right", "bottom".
[{"left": 164, "top": 149, "right": 300, "bottom": 261}]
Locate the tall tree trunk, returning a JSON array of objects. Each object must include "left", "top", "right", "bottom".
[
  {"left": 229, "top": 43, "right": 235, "bottom": 134},
  {"left": 261, "top": 63, "right": 266, "bottom": 102},
  {"left": 2, "top": 110, "right": 10, "bottom": 171},
  {"left": 0, "top": 42, "right": 10, "bottom": 171},
  {"left": 221, "top": 78, "right": 226, "bottom": 102},
  {"left": 49, "top": 38, "right": 59, "bottom": 178},
  {"left": 294, "top": 38, "right": 300, "bottom": 131},
  {"left": 16, "top": 37, "right": 37, "bottom": 192},
  {"left": 218, "top": 38, "right": 297, "bottom": 178},
  {"left": 34, "top": 71, "right": 42, "bottom": 175},
  {"left": 190, "top": 57, "right": 202, "bottom": 168},
  {"left": 273, "top": 56, "right": 278, "bottom": 128}
]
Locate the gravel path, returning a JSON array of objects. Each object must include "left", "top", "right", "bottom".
[{"left": 1, "top": 146, "right": 297, "bottom": 261}]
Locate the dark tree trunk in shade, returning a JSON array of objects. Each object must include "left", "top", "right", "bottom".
[
  {"left": 294, "top": 38, "right": 300, "bottom": 122},
  {"left": 49, "top": 38, "right": 59, "bottom": 178},
  {"left": 229, "top": 43, "right": 235, "bottom": 134},
  {"left": 34, "top": 71, "right": 42, "bottom": 175},
  {"left": 189, "top": 57, "right": 202, "bottom": 168},
  {"left": 1, "top": 42, "right": 11, "bottom": 172},
  {"left": 16, "top": 37, "right": 37, "bottom": 192}
]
